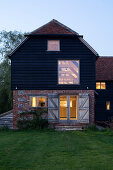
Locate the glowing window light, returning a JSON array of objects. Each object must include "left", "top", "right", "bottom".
[
  {"left": 39, "top": 97, "right": 45, "bottom": 107},
  {"left": 70, "top": 101, "right": 72, "bottom": 107},
  {"left": 101, "top": 82, "right": 106, "bottom": 89},
  {"left": 96, "top": 82, "right": 100, "bottom": 89},
  {"left": 60, "top": 101, "right": 67, "bottom": 107},
  {"left": 96, "top": 82, "right": 106, "bottom": 89},
  {"left": 106, "top": 101, "right": 110, "bottom": 110},
  {"left": 31, "top": 97, "right": 37, "bottom": 107}
]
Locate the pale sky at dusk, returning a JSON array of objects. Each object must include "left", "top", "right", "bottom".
[{"left": 0, "top": 0, "right": 113, "bottom": 56}]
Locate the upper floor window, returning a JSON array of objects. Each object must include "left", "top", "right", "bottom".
[
  {"left": 58, "top": 60, "right": 79, "bottom": 84},
  {"left": 47, "top": 40, "right": 60, "bottom": 51},
  {"left": 96, "top": 82, "right": 106, "bottom": 89},
  {"left": 31, "top": 96, "right": 46, "bottom": 107}
]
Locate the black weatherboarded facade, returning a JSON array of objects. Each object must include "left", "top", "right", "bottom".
[
  {"left": 8, "top": 19, "right": 113, "bottom": 129},
  {"left": 96, "top": 58, "right": 113, "bottom": 122},
  {"left": 11, "top": 35, "right": 97, "bottom": 90}
]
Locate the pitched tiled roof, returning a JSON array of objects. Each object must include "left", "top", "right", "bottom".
[
  {"left": 30, "top": 19, "right": 79, "bottom": 35},
  {"left": 96, "top": 57, "right": 113, "bottom": 81},
  {"left": 8, "top": 19, "right": 99, "bottom": 57}
]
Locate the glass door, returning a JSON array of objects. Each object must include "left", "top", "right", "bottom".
[
  {"left": 70, "top": 96, "right": 77, "bottom": 120},
  {"left": 60, "top": 96, "right": 67, "bottom": 120},
  {"left": 60, "top": 96, "right": 77, "bottom": 121}
]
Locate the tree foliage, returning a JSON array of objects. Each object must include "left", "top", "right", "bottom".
[
  {"left": 0, "top": 31, "right": 24, "bottom": 114},
  {"left": 0, "top": 30, "right": 24, "bottom": 60}
]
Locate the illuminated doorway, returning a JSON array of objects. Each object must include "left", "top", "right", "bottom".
[{"left": 60, "top": 96, "right": 77, "bottom": 121}]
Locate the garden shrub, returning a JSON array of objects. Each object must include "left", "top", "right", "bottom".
[
  {"left": 0, "top": 125, "right": 9, "bottom": 131},
  {"left": 17, "top": 109, "right": 48, "bottom": 130}
]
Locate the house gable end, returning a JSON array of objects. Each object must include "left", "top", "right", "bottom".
[{"left": 29, "top": 19, "right": 79, "bottom": 35}]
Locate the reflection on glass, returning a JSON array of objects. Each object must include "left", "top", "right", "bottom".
[{"left": 58, "top": 60, "right": 79, "bottom": 84}]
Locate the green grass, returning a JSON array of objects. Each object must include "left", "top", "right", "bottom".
[{"left": 0, "top": 129, "right": 113, "bottom": 170}]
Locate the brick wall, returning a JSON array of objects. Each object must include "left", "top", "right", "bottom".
[{"left": 13, "top": 90, "right": 95, "bottom": 129}]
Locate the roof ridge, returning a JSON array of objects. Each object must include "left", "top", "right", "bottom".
[
  {"left": 8, "top": 20, "right": 99, "bottom": 57},
  {"left": 29, "top": 19, "right": 79, "bottom": 35},
  {"left": 30, "top": 19, "right": 54, "bottom": 35},
  {"left": 52, "top": 19, "right": 79, "bottom": 35}
]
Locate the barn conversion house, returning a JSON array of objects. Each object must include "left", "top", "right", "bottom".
[{"left": 6, "top": 19, "right": 113, "bottom": 129}]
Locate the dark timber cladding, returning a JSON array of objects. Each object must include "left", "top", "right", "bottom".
[
  {"left": 11, "top": 35, "right": 96, "bottom": 90},
  {"left": 9, "top": 19, "right": 98, "bottom": 90},
  {"left": 8, "top": 19, "right": 113, "bottom": 125},
  {"left": 95, "top": 81, "right": 113, "bottom": 121},
  {"left": 96, "top": 57, "right": 113, "bottom": 121}
]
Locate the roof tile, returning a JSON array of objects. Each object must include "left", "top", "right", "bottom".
[
  {"left": 96, "top": 57, "right": 113, "bottom": 81},
  {"left": 30, "top": 19, "right": 78, "bottom": 35}
]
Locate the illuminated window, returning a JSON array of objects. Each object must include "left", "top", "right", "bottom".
[
  {"left": 39, "top": 97, "right": 46, "bottom": 107},
  {"left": 48, "top": 40, "right": 60, "bottom": 51},
  {"left": 31, "top": 97, "right": 37, "bottom": 107},
  {"left": 96, "top": 82, "right": 106, "bottom": 89},
  {"left": 96, "top": 82, "right": 101, "bottom": 89},
  {"left": 58, "top": 60, "right": 79, "bottom": 84},
  {"left": 101, "top": 82, "right": 106, "bottom": 89},
  {"left": 106, "top": 101, "right": 110, "bottom": 110},
  {"left": 31, "top": 96, "right": 46, "bottom": 107}
]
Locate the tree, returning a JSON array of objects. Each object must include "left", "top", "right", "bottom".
[
  {"left": 0, "top": 31, "right": 24, "bottom": 114},
  {"left": 0, "top": 30, "right": 24, "bottom": 61}
]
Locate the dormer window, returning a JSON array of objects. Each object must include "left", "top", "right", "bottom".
[
  {"left": 96, "top": 82, "right": 106, "bottom": 89},
  {"left": 47, "top": 40, "right": 60, "bottom": 51}
]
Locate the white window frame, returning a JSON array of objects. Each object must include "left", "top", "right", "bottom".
[
  {"left": 47, "top": 40, "right": 60, "bottom": 51},
  {"left": 30, "top": 96, "right": 47, "bottom": 108}
]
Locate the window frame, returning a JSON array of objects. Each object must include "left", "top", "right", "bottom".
[
  {"left": 96, "top": 82, "right": 106, "bottom": 90},
  {"left": 57, "top": 59, "right": 80, "bottom": 85},
  {"left": 30, "top": 96, "right": 47, "bottom": 108},
  {"left": 47, "top": 40, "right": 60, "bottom": 51},
  {"left": 106, "top": 101, "right": 110, "bottom": 111}
]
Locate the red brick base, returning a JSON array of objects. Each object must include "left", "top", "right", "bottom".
[{"left": 13, "top": 90, "right": 95, "bottom": 129}]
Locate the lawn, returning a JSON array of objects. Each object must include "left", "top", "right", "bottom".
[{"left": 0, "top": 129, "right": 113, "bottom": 170}]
